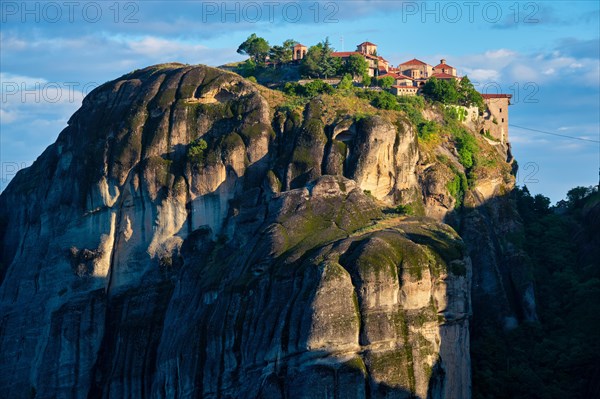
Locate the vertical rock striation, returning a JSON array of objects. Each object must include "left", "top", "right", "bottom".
[{"left": 0, "top": 64, "right": 475, "bottom": 398}]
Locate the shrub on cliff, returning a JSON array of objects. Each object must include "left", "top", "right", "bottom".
[
  {"left": 304, "top": 79, "right": 334, "bottom": 97},
  {"left": 283, "top": 80, "right": 334, "bottom": 97},
  {"left": 187, "top": 138, "right": 208, "bottom": 164},
  {"left": 397, "top": 96, "right": 425, "bottom": 129},
  {"left": 336, "top": 74, "right": 354, "bottom": 92},
  {"left": 356, "top": 90, "right": 401, "bottom": 111},
  {"left": 453, "top": 129, "right": 478, "bottom": 169},
  {"left": 417, "top": 120, "right": 439, "bottom": 141}
]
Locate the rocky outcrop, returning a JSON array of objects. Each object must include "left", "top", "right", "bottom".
[
  {"left": 343, "top": 116, "right": 419, "bottom": 205},
  {"left": 0, "top": 64, "right": 475, "bottom": 398},
  {"left": 415, "top": 112, "right": 536, "bottom": 329}
]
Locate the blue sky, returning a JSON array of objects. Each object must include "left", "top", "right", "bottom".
[{"left": 1, "top": 1, "right": 599, "bottom": 202}]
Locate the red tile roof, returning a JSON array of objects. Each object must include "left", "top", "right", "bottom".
[
  {"left": 358, "top": 41, "right": 377, "bottom": 46},
  {"left": 294, "top": 43, "right": 307, "bottom": 48},
  {"left": 331, "top": 51, "right": 378, "bottom": 61},
  {"left": 400, "top": 58, "right": 429, "bottom": 66},
  {"left": 434, "top": 62, "right": 454, "bottom": 70},
  {"left": 331, "top": 51, "right": 361, "bottom": 57},
  {"left": 378, "top": 73, "right": 415, "bottom": 81},
  {"left": 431, "top": 72, "right": 458, "bottom": 79}
]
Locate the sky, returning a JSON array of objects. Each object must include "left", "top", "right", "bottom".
[{"left": 1, "top": 0, "right": 599, "bottom": 202}]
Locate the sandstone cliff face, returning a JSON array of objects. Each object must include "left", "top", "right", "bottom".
[
  {"left": 415, "top": 117, "right": 536, "bottom": 330},
  {"left": 0, "top": 64, "right": 472, "bottom": 398}
]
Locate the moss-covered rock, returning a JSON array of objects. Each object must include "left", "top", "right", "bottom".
[{"left": 0, "top": 64, "right": 474, "bottom": 399}]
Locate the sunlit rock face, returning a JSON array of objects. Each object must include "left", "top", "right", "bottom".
[{"left": 0, "top": 64, "right": 472, "bottom": 398}]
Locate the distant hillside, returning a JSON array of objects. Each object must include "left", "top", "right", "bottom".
[{"left": 472, "top": 187, "right": 600, "bottom": 399}]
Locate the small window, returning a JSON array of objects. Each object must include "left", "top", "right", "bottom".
[
  {"left": 502, "top": 118, "right": 505, "bottom": 123},
  {"left": 499, "top": 108, "right": 502, "bottom": 113}
]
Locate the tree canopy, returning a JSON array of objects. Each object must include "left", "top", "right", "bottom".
[
  {"left": 472, "top": 184, "right": 600, "bottom": 398},
  {"left": 421, "top": 77, "right": 459, "bottom": 104},
  {"left": 343, "top": 54, "right": 369, "bottom": 78},
  {"left": 378, "top": 76, "right": 395, "bottom": 89},
  {"left": 458, "top": 76, "right": 485, "bottom": 109},
  {"left": 422, "top": 76, "right": 484, "bottom": 109},
  {"left": 337, "top": 74, "right": 354, "bottom": 91},
  {"left": 237, "top": 34, "right": 270, "bottom": 63},
  {"left": 300, "top": 37, "right": 341, "bottom": 79},
  {"left": 282, "top": 80, "right": 334, "bottom": 97},
  {"left": 269, "top": 39, "right": 296, "bottom": 66}
]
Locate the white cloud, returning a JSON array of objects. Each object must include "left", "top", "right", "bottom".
[
  {"left": 509, "top": 64, "right": 538, "bottom": 81},
  {"left": 509, "top": 133, "right": 551, "bottom": 145},
  {"left": 542, "top": 68, "right": 555, "bottom": 75},
  {"left": 463, "top": 68, "right": 500, "bottom": 81},
  {"left": 0, "top": 72, "right": 48, "bottom": 88},
  {"left": 1, "top": 73, "right": 85, "bottom": 126},
  {"left": 1, "top": 32, "right": 240, "bottom": 81},
  {"left": 485, "top": 49, "right": 516, "bottom": 59},
  {"left": 452, "top": 45, "right": 600, "bottom": 89},
  {"left": 561, "top": 142, "right": 585, "bottom": 151},
  {"left": 123, "top": 36, "right": 209, "bottom": 59},
  {"left": 0, "top": 108, "right": 18, "bottom": 124},
  {"left": 0, "top": 33, "right": 27, "bottom": 50}
]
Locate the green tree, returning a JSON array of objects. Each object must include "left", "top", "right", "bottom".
[
  {"left": 300, "top": 44, "right": 323, "bottom": 78},
  {"left": 422, "top": 77, "right": 459, "bottom": 104},
  {"left": 269, "top": 39, "right": 296, "bottom": 66},
  {"left": 318, "top": 37, "right": 340, "bottom": 79},
  {"left": 282, "top": 80, "right": 333, "bottom": 97},
  {"left": 187, "top": 138, "right": 208, "bottom": 163},
  {"left": 533, "top": 194, "right": 551, "bottom": 214},
  {"left": 303, "top": 79, "right": 334, "bottom": 97},
  {"left": 236, "top": 59, "right": 257, "bottom": 77},
  {"left": 269, "top": 46, "right": 287, "bottom": 66},
  {"left": 282, "top": 82, "right": 302, "bottom": 96},
  {"left": 378, "top": 76, "right": 395, "bottom": 89},
  {"left": 362, "top": 73, "right": 371, "bottom": 87},
  {"left": 237, "top": 33, "right": 270, "bottom": 63},
  {"left": 300, "top": 38, "right": 340, "bottom": 79},
  {"left": 458, "top": 76, "right": 484, "bottom": 109},
  {"left": 337, "top": 74, "right": 354, "bottom": 92},
  {"left": 369, "top": 91, "right": 401, "bottom": 111},
  {"left": 344, "top": 54, "right": 369, "bottom": 78},
  {"left": 566, "top": 186, "right": 594, "bottom": 208},
  {"left": 473, "top": 183, "right": 600, "bottom": 398}
]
